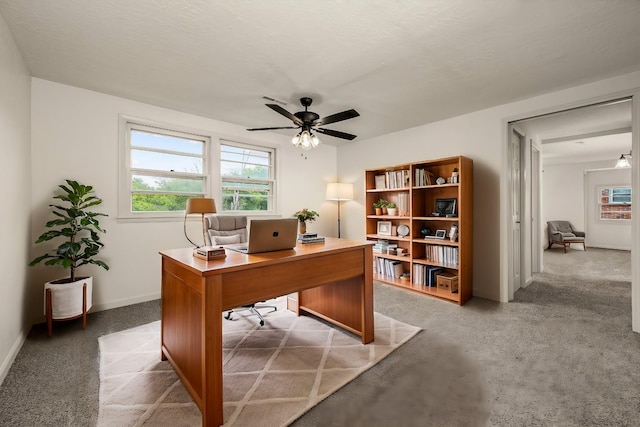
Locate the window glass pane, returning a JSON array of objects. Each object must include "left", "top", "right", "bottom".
[
  {"left": 131, "top": 194, "right": 192, "bottom": 212},
  {"left": 131, "top": 149, "right": 203, "bottom": 174},
  {"left": 220, "top": 161, "right": 269, "bottom": 179},
  {"left": 222, "top": 192, "right": 269, "bottom": 211},
  {"left": 132, "top": 175, "right": 204, "bottom": 193},
  {"left": 220, "top": 143, "right": 271, "bottom": 179},
  {"left": 611, "top": 195, "right": 631, "bottom": 203},
  {"left": 611, "top": 188, "right": 631, "bottom": 196},
  {"left": 131, "top": 130, "right": 203, "bottom": 155},
  {"left": 219, "top": 141, "right": 274, "bottom": 213}
]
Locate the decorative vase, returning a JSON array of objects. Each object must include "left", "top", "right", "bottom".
[
  {"left": 387, "top": 207, "right": 397, "bottom": 216},
  {"left": 299, "top": 221, "right": 306, "bottom": 234}
]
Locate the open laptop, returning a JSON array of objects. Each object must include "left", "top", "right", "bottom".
[{"left": 226, "top": 218, "right": 298, "bottom": 254}]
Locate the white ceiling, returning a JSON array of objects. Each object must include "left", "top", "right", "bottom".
[{"left": 1, "top": 1, "right": 640, "bottom": 147}]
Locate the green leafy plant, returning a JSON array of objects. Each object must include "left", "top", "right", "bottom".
[
  {"left": 387, "top": 202, "right": 397, "bottom": 209},
  {"left": 29, "top": 179, "right": 109, "bottom": 283},
  {"left": 373, "top": 199, "right": 388, "bottom": 209},
  {"left": 293, "top": 208, "right": 319, "bottom": 223}
]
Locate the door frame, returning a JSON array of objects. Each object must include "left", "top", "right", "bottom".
[
  {"left": 500, "top": 89, "right": 640, "bottom": 333},
  {"left": 507, "top": 125, "right": 525, "bottom": 300}
]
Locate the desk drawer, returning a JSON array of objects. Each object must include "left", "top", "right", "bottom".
[{"left": 220, "top": 248, "right": 365, "bottom": 309}]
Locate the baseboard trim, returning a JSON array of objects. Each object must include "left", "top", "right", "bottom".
[
  {"left": 588, "top": 245, "right": 631, "bottom": 251},
  {"left": 91, "top": 292, "right": 161, "bottom": 313},
  {"left": 0, "top": 326, "right": 28, "bottom": 387}
]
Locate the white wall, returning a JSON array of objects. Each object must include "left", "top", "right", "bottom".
[
  {"left": 543, "top": 161, "right": 597, "bottom": 233},
  {"left": 586, "top": 167, "right": 632, "bottom": 250},
  {"left": 30, "top": 79, "right": 337, "bottom": 323},
  {"left": 338, "top": 71, "right": 640, "bottom": 302},
  {"left": 543, "top": 160, "right": 632, "bottom": 250},
  {"left": 0, "top": 14, "right": 31, "bottom": 384}
]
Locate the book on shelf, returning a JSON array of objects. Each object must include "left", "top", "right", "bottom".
[
  {"left": 374, "top": 256, "right": 406, "bottom": 278},
  {"left": 414, "top": 168, "right": 435, "bottom": 186},
  {"left": 375, "top": 174, "right": 386, "bottom": 190},
  {"left": 412, "top": 264, "right": 443, "bottom": 286}
]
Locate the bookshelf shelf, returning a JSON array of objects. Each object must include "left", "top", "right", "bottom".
[{"left": 365, "top": 156, "right": 473, "bottom": 305}]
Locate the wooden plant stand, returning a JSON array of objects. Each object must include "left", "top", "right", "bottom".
[{"left": 45, "top": 282, "right": 88, "bottom": 337}]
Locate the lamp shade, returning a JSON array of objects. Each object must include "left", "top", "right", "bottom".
[
  {"left": 185, "top": 197, "right": 217, "bottom": 214},
  {"left": 326, "top": 183, "right": 354, "bottom": 201}
]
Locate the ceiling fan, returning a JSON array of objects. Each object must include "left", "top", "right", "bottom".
[{"left": 247, "top": 97, "right": 359, "bottom": 150}]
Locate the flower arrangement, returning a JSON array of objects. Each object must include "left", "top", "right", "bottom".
[{"left": 293, "top": 208, "right": 319, "bottom": 223}]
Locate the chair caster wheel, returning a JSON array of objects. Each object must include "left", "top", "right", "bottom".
[{"left": 259, "top": 320, "right": 264, "bottom": 326}]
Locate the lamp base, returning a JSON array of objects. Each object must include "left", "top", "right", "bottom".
[{"left": 193, "top": 246, "right": 226, "bottom": 260}]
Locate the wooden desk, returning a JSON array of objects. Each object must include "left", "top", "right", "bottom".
[{"left": 159, "top": 238, "right": 374, "bottom": 427}]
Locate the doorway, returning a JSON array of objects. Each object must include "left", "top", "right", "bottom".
[{"left": 505, "top": 95, "right": 638, "bottom": 332}]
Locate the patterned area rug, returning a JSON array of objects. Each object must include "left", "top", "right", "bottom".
[{"left": 97, "top": 298, "right": 421, "bottom": 426}]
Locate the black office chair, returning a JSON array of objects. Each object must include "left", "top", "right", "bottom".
[{"left": 205, "top": 215, "right": 277, "bottom": 326}]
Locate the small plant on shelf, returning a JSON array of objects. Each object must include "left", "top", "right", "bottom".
[
  {"left": 387, "top": 202, "right": 397, "bottom": 216},
  {"left": 373, "top": 199, "right": 387, "bottom": 215}
]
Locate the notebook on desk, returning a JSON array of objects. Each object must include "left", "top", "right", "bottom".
[{"left": 226, "top": 218, "right": 298, "bottom": 254}]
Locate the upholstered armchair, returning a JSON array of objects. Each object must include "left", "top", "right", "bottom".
[
  {"left": 204, "top": 215, "right": 248, "bottom": 246},
  {"left": 547, "top": 220, "right": 587, "bottom": 253},
  {"left": 204, "top": 214, "right": 276, "bottom": 325}
]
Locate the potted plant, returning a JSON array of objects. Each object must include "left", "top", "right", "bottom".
[
  {"left": 29, "top": 179, "right": 109, "bottom": 335},
  {"left": 293, "top": 208, "right": 319, "bottom": 234},
  {"left": 387, "top": 202, "right": 398, "bottom": 216},
  {"left": 373, "top": 199, "right": 386, "bottom": 215}
]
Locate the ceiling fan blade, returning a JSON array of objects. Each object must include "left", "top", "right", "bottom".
[
  {"left": 266, "top": 104, "right": 304, "bottom": 126},
  {"left": 247, "top": 126, "right": 299, "bottom": 131},
  {"left": 316, "top": 127, "right": 358, "bottom": 140},
  {"left": 314, "top": 109, "right": 360, "bottom": 126}
]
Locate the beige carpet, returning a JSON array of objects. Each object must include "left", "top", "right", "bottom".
[{"left": 97, "top": 298, "right": 421, "bottom": 426}]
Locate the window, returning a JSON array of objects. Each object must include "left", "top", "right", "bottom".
[
  {"left": 220, "top": 140, "right": 274, "bottom": 213},
  {"left": 599, "top": 186, "right": 632, "bottom": 220},
  {"left": 120, "top": 118, "right": 210, "bottom": 218}
]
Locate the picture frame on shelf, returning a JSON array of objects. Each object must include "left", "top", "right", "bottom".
[
  {"left": 377, "top": 221, "right": 392, "bottom": 236},
  {"left": 432, "top": 198, "right": 457, "bottom": 217},
  {"left": 434, "top": 229, "right": 447, "bottom": 239}
]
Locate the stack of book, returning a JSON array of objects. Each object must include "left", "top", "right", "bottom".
[
  {"left": 193, "top": 246, "right": 226, "bottom": 260},
  {"left": 298, "top": 232, "right": 325, "bottom": 244},
  {"left": 372, "top": 239, "right": 398, "bottom": 254}
]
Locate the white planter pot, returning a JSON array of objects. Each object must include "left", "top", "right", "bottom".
[
  {"left": 387, "top": 208, "right": 397, "bottom": 216},
  {"left": 44, "top": 276, "right": 93, "bottom": 319}
]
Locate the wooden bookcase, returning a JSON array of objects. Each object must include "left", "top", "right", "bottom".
[{"left": 365, "top": 156, "right": 473, "bottom": 305}]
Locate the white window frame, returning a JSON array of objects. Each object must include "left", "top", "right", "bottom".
[
  {"left": 598, "top": 185, "right": 632, "bottom": 222},
  {"left": 220, "top": 139, "right": 276, "bottom": 215},
  {"left": 118, "top": 115, "right": 213, "bottom": 220}
]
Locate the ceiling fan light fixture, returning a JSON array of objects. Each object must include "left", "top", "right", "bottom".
[
  {"left": 310, "top": 133, "right": 320, "bottom": 148},
  {"left": 291, "top": 133, "right": 301, "bottom": 146},
  {"left": 300, "top": 131, "right": 312, "bottom": 150}
]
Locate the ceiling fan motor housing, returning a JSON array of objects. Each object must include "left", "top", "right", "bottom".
[{"left": 294, "top": 111, "right": 320, "bottom": 123}]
